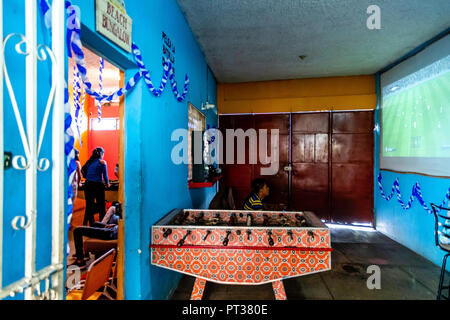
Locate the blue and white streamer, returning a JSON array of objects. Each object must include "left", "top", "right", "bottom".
[
  {"left": 66, "top": 4, "right": 189, "bottom": 103},
  {"left": 97, "top": 57, "right": 104, "bottom": 122},
  {"left": 73, "top": 66, "right": 82, "bottom": 145},
  {"left": 42, "top": 0, "right": 190, "bottom": 104},
  {"left": 131, "top": 42, "right": 170, "bottom": 97},
  {"left": 377, "top": 173, "right": 450, "bottom": 214},
  {"left": 65, "top": 81, "right": 77, "bottom": 231},
  {"left": 80, "top": 80, "right": 85, "bottom": 137},
  {"left": 169, "top": 64, "right": 190, "bottom": 102}
]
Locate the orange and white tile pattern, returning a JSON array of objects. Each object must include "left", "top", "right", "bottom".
[
  {"left": 151, "top": 247, "right": 331, "bottom": 284},
  {"left": 190, "top": 278, "right": 207, "bottom": 300},
  {"left": 152, "top": 227, "right": 330, "bottom": 249},
  {"left": 272, "top": 280, "right": 287, "bottom": 300}
]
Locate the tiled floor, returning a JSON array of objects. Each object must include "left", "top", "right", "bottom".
[{"left": 170, "top": 227, "right": 446, "bottom": 300}]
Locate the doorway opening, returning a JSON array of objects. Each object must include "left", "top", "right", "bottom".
[{"left": 66, "top": 47, "right": 125, "bottom": 300}]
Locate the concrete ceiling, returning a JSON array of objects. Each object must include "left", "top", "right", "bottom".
[{"left": 176, "top": 0, "right": 450, "bottom": 83}]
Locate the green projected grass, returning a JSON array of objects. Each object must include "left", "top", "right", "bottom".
[{"left": 382, "top": 71, "right": 450, "bottom": 157}]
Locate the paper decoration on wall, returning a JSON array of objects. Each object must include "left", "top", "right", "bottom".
[
  {"left": 377, "top": 173, "right": 450, "bottom": 214},
  {"left": 73, "top": 66, "right": 83, "bottom": 145},
  {"left": 97, "top": 57, "right": 104, "bottom": 122}
]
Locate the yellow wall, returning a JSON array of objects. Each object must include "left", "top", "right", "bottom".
[{"left": 217, "top": 75, "right": 376, "bottom": 114}]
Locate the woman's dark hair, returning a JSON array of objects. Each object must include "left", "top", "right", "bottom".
[
  {"left": 112, "top": 202, "right": 122, "bottom": 219},
  {"left": 81, "top": 147, "right": 104, "bottom": 178},
  {"left": 251, "top": 178, "right": 267, "bottom": 194},
  {"left": 74, "top": 149, "right": 80, "bottom": 162}
]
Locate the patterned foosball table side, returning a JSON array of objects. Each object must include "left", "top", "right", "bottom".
[{"left": 150, "top": 209, "right": 333, "bottom": 300}]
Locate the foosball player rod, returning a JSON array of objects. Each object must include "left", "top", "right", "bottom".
[
  {"left": 246, "top": 214, "right": 253, "bottom": 226},
  {"left": 263, "top": 214, "right": 269, "bottom": 226},
  {"left": 229, "top": 213, "right": 236, "bottom": 226},
  {"left": 287, "top": 230, "right": 294, "bottom": 241},
  {"left": 195, "top": 212, "right": 204, "bottom": 225},
  {"left": 267, "top": 230, "right": 275, "bottom": 246},
  {"left": 163, "top": 228, "right": 172, "bottom": 238},
  {"left": 202, "top": 230, "right": 212, "bottom": 241},
  {"left": 223, "top": 231, "right": 232, "bottom": 246},
  {"left": 177, "top": 230, "right": 192, "bottom": 247}
]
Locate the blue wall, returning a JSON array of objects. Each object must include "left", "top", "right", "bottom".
[
  {"left": 2, "top": 0, "right": 55, "bottom": 299},
  {"left": 375, "top": 170, "right": 450, "bottom": 268},
  {"left": 374, "top": 33, "right": 450, "bottom": 269},
  {"left": 2, "top": 0, "right": 217, "bottom": 300},
  {"left": 71, "top": 0, "right": 218, "bottom": 300}
]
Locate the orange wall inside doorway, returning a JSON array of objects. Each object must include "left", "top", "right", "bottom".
[
  {"left": 86, "top": 96, "right": 120, "bottom": 180},
  {"left": 70, "top": 89, "right": 120, "bottom": 180}
]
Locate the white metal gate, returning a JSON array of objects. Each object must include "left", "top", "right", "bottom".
[{"left": 0, "top": 0, "right": 66, "bottom": 300}]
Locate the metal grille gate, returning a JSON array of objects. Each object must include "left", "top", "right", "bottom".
[{"left": 0, "top": 0, "right": 66, "bottom": 300}]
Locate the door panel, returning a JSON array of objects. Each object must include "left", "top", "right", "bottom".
[
  {"left": 291, "top": 113, "right": 330, "bottom": 220},
  {"left": 332, "top": 134, "right": 373, "bottom": 163},
  {"left": 292, "top": 134, "right": 328, "bottom": 164},
  {"left": 254, "top": 114, "right": 290, "bottom": 134},
  {"left": 292, "top": 163, "right": 329, "bottom": 192},
  {"left": 292, "top": 113, "right": 329, "bottom": 133},
  {"left": 291, "top": 191, "right": 329, "bottom": 219},
  {"left": 220, "top": 114, "right": 289, "bottom": 209},
  {"left": 333, "top": 111, "right": 374, "bottom": 133},
  {"left": 330, "top": 112, "right": 374, "bottom": 225},
  {"left": 220, "top": 111, "right": 374, "bottom": 226},
  {"left": 332, "top": 163, "right": 373, "bottom": 194},
  {"left": 223, "top": 165, "right": 253, "bottom": 188},
  {"left": 253, "top": 115, "right": 289, "bottom": 206}
]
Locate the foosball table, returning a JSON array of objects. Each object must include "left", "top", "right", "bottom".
[{"left": 150, "top": 209, "right": 332, "bottom": 300}]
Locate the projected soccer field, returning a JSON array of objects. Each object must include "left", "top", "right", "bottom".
[{"left": 382, "top": 70, "right": 450, "bottom": 158}]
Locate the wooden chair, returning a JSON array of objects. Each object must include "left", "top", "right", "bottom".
[
  {"left": 431, "top": 204, "right": 450, "bottom": 300},
  {"left": 67, "top": 248, "right": 116, "bottom": 300},
  {"left": 102, "top": 219, "right": 124, "bottom": 300},
  {"left": 102, "top": 251, "right": 119, "bottom": 300}
]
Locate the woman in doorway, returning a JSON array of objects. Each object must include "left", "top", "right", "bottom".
[{"left": 82, "top": 147, "right": 110, "bottom": 226}]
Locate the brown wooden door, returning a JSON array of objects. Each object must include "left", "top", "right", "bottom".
[
  {"left": 254, "top": 114, "right": 290, "bottom": 206},
  {"left": 219, "top": 111, "right": 374, "bottom": 226},
  {"left": 291, "top": 113, "right": 330, "bottom": 221},
  {"left": 219, "top": 114, "right": 290, "bottom": 209},
  {"left": 331, "top": 112, "right": 374, "bottom": 225},
  {"left": 219, "top": 114, "right": 254, "bottom": 208}
]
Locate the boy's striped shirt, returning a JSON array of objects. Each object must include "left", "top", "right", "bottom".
[{"left": 243, "top": 193, "right": 264, "bottom": 211}]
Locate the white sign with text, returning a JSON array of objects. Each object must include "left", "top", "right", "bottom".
[{"left": 96, "top": 0, "right": 132, "bottom": 52}]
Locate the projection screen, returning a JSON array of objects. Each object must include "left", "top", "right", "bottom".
[{"left": 380, "top": 35, "right": 450, "bottom": 177}]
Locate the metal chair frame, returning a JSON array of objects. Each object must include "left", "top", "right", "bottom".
[{"left": 431, "top": 204, "right": 450, "bottom": 300}]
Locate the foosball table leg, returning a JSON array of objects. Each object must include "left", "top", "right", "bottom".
[
  {"left": 272, "top": 280, "right": 287, "bottom": 300},
  {"left": 190, "top": 277, "right": 207, "bottom": 300}
]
